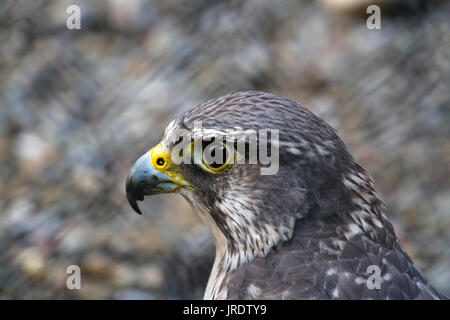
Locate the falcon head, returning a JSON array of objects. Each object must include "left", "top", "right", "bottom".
[
  {"left": 125, "top": 91, "right": 446, "bottom": 300},
  {"left": 126, "top": 91, "right": 363, "bottom": 257}
]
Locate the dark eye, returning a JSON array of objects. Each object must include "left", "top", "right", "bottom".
[{"left": 202, "top": 141, "right": 230, "bottom": 171}]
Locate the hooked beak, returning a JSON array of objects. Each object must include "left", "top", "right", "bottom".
[{"left": 125, "top": 153, "right": 178, "bottom": 214}]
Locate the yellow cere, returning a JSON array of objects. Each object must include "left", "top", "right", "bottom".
[
  {"left": 150, "top": 143, "right": 169, "bottom": 169},
  {"left": 149, "top": 142, "right": 191, "bottom": 187}
]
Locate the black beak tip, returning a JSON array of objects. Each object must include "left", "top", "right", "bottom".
[
  {"left": 126, "top": 176, "right": 143, "bottom": 215},
  {"left": 128, "top": 196, "right": 142, "bottom": 215}
]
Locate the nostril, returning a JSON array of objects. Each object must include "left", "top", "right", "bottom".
[
  {"left": 156, "top": 157, "right": 165, "bottom": 166},
  {"left": 150, "top": 175, "right": 157, "bottom": 180}
]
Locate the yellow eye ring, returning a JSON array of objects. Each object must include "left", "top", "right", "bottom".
[{"left": 202, "top": 141, "right": 231, "bottom": 172}]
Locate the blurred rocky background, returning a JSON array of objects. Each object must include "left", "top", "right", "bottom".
[{"left": 0, "top": 0, "right": 448, "bottom": 299}]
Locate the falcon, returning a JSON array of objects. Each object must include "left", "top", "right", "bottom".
[{"left": 125, "top": 91, "right": 445, "bottom": 300}]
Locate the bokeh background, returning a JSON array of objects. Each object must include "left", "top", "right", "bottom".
[{"left": 0, "top": 0, "right": 449, "bottom": 299}]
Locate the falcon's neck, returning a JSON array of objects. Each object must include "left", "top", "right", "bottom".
[
  {"left": 183, "top": 164, "right": 393, "bottom": 300},
  {"left": 180, "top": 189, "right": 292, "bottom": 299}
]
